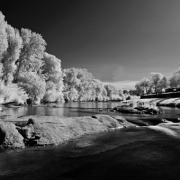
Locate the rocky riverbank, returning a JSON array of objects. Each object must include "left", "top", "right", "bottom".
[
  {"left": 111, "top": 97, "right": 180, "bottom": 111},
  {"left": 137, "top": 98, "right": 180, "bottom": 107},
  {"left": 99, "top": 100, "right": 161, "bottom": 115},
  {"left": 0, "top": 115, "right": 136, "bottom": 150}
]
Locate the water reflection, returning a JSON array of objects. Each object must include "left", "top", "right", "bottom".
[
  {"left": 1, "top": 102, "right": 119, "bottom": 120},
  {"left": 1, "top": 102, "right": 180, "bottom": 125}
]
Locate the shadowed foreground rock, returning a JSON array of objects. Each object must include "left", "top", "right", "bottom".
[
  {"left": 17, "top": 115, "right": 137, "bottom": 146},
  {"left": 0, "top": 121, "right": 24, "bottom": 149}
]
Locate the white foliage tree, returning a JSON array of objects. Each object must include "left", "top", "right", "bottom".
[
  {"left": 2, "top": 25, "right": 23, "bottom": 83},
  {"left": 0, "top": 12, "right": 28, "bottom": 104},
  {"left": 0, "top": 81, "right": 28, "bottom": 104},
  {"left": 135, "top": 82, "right": 144, "bottom": 96},
  {"left": 0, "top": 12, "right": 8, "bottom": 61},
  {"left": 13, "top": 28, "right": 46, "bottom": 83},
  {"left": 0, "top": 11, "right": 8, "bottom": 62},
  {"left": 18, "top": 72, "right": 46, "bottom": 104},
  {"left": 135, "top": 78, "right": 150, "bottom": 95},
  {"left": 42, "top": 53, "right": 64, "bottom": 102},
  {"left": 149, "top": 72, "right": 168, "bottom": 94},
  {"left": 104, "top": 84, "right": 122, "bottom": 101},
  {"left": 157, "top": 76, "right": 169, "bottom": 92},
  {"left": 169, "top": 67, "right": 180, "bottom": 88},
  {"left": 92, "top": 79, "right": 108, "bottom": 101},
  {"left": 63, "top": 68, "right": 85, "bottom": 101}
]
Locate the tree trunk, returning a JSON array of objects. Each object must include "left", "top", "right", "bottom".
[{"left": 13, "top": 62, "right": 22, "bottom": 83}]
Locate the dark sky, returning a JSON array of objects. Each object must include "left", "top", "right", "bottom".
[{"left": 1, "top": 0, "right": 180, "bottom": 88}]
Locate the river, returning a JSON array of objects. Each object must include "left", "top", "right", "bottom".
[
  {"left": 1, "top": 102, "right": 180, "bottom": 179},
  {"left": 1, "top": 101, "right": 180, "bottom": 125}
]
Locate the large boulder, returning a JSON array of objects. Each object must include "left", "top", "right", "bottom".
[
  {"left": 17, "top": 115, "right": 131, "bottom": 146},
  {"left": 0, "top": 121, "right": 25, "bottom": 149}
]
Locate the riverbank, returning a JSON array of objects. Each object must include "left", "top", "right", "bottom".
[
  {"left": 0, "top": 115, "right": 136, "bottom": 149},
  {"left": 136, "top": 98, "right": 180, "bottom": 108},
  {"left": 141, "top": 91, "right": 180, "bottom": 99}
]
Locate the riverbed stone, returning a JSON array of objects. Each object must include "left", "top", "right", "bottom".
[{"left": 0, "top": 121, "right": 25, "bottom": 149}]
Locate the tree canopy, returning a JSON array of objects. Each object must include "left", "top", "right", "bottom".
[
  {"left": 0, "top": 11, "right": 135, "bottom": 104},
  {"left": 0, "top": 12, "right": 63, "bottom": 104}
]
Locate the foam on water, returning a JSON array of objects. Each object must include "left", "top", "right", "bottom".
[{"left": 146, "top": 123, "right": 180, "bottom": 138}]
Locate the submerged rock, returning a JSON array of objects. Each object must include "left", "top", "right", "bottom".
[{"left": 0, "top": 121, "right": 25, "bottom": 149}]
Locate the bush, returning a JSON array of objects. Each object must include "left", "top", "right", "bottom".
[{"left": 0, "top": 81, "right": 28, "bottom": 104}]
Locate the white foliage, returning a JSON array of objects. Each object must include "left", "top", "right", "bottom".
[
  {"left": 63, "top": 68, "right": 123, "bottom": 102},
  {"left": 18, "top": 72, "right": 46, "bottom": 102},
  {"left": 169, "top": 69, "right": 180, "bottom": 88},
  {"left": 42, "top": 53, "right": 64, "bottom": 103},
  {"left": 13, "top": 28, "right": 46, "bottom": 83},
  {"left": 0, "top": 12, "right": 8, "bottom": 61},
  {"left": 0, "top": 63, "right": 3, "bottom": 78},
  {"left": 104, "top": 84, "right": 121, "bottom": 101},
  {"left": 149, "top": 72, "right": 168, "bottom": 93},
  {"left": 0, "top": 80, "right": 28, "bottom": 104},
  {"left": 20, "top": 28, "right": 46, "bottom": 59}
]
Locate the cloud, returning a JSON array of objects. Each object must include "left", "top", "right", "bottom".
[
  {"left": 112, "top": 65, "right": 125, "bottom": 81},
  {"left": 103, "top": 80, "right": 138, "bottom": 90},
  {"left": 93, "top": 64, "right": 125, "bottom": 82}
]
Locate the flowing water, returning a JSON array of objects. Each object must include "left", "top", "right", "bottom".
[{"left": 1, "top": 102, "right": 180, "bottom": 179}]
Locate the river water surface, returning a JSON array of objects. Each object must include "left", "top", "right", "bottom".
[
  {"left": 1, "top": 102, "right": 180, "bottom": 125},
  {"left": 1, "top": 102, "right": 180, "bottom": 180}
]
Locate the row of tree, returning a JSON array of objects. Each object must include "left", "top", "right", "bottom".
[
  {"left": 0, "top": 12, "right": 125, "bottom": 104},
  {"left": 63, "top": 68, "right": 125, "bottom": 102},
  {"left": 0, "top": 12, "right": 64, "bottom": 104},
  {"left": 135, "top": 67, "right": 180, "bottom": 96}
]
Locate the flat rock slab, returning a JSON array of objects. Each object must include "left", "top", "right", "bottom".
[{"left": 16, "top": 115, "right": 136, "bottom": 146}]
